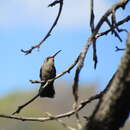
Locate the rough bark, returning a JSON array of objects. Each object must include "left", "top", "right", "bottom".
[{"left": 84, "top": 32, "right": 130, "bottom": 130}]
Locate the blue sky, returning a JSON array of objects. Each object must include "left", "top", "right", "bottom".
[{"left": 0, "top": 0, "right": 130, "bottom": 96}]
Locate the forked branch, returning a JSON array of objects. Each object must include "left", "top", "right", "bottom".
[{"left": 21, "top": 0, "right": 63, "bottom": 55}]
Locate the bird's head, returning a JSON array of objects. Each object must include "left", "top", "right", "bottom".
[{"left": 44, "top": 50, "right": 61, "bottom": 65}]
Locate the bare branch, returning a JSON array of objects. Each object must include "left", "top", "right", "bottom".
[
  {"left": 12, "top": 56, "right": 80, "bottom": 115},
  {"left": 0, "top": 92, "right": 102, "bottom": 122},
  {"left": 90, "top": 0, "right": 95, "bottom": 32},
  {"left": 72, "top": 38, "right": 95, "bottom": 122},
  {"left": 56, "top": 119, "right": 77, "bottom": 130},
  {"left": 12, "top": 93, "right": 39, "bottom": 115},
  {"left": 45, "top": 112, "right": 77, "bottom": 130},
  {"left": 90, "top": 0, "right": 98, "bottom": 69},
  {"left": 115, "top": 46, "right": 125, "bottom": 51},
  {"left": 96, "top": 15, "right": 130, "bottom": 38},
  {"left": 72, "top": 56, "right": 84, "bottom": 129},
  {"left": 9, "top": 0, "right": 130, "bottom": 127},
  {"left": 77, "top": 0, "right": 129, "bottom": 73},
  {"left": 92, "top": 40, "right": 98, "bottom": 69},
  {"left": 72, "top": 52, "right": 88, "bottom": 126},
  {"left": 89, "top": 0, "right": 129, "bottom": 42},
  {"left": 105, "top": 18, "right": 122, "bottom": 42},
  {"left": 48, "top": 0, "right": 61, "bottom": 7},
  {"left": 30, "top": 55, "right": 80, "bottom": 84},
  {"left": 85, "top": 32, "right": 130, "bottom": 130},
  {"left": 72, "top": 65, "right": 80, "bottom": 104},
  {"left": 21, "top": 0, "right": 63, "bottom": 55},
  {"left": 111, "top": 8, "right": 116, "bottom": 29}
]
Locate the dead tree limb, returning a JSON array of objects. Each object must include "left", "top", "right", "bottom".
[
  {"left": 84, "top": 32, "right": 130, "bottom": 130},
  {"left": 21, "top": 0, "right": 63, "bottom": 55},
  {"left": 12, "top": 56, "right": 79, "bottom": 115},
  {"left": 0, "top": 92, "right": 102, "bottom": 122}
]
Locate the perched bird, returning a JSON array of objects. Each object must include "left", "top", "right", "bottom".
[{"left": 39, "top": 50, "right": 61, "bottom": 98}]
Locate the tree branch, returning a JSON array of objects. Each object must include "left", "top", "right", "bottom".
[
  {"left": 96, "top": 15, "right": 130, "bottom": 38},
  {"left": 89, "top": 0, "right": 98, "bottom": 69},
  {"left": 0, "top": 92, "right": 102, "bottom": 122},
  {"left": 72, "top": 1, "right": 130, "bottom": 103},
  {"left": 12, "top": 56, "right": 80, "bottom": 115},
  {"left": 89, "top": 0, "right": 129, "bottom": 42},
  {"left": 12, "top": 93, "right": 39, "bottom": 115},
  {"left": 115, "top": 46, "right": 125, "bottom": 51},
  {"left": 85, "top": 32, "right": 130, "bottom": 130},
  {"left": 10, "top": 0, "right": 130, "bottom": 127},
  {"left": 30, "top": 55, "right": 80, "bottom": 84},
  {"left": 105, "top": 18, "right": 122, "bottom": 42},
  {"left": 21, "top": 0, "right": 64, "bottom": 55}
]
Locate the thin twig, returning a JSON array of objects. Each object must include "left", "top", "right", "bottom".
[
  {"left": 45, "top": 112, "right": 77, "bottom": 130},
  {"left": 48, "top": 0, "right": 61, "bottom": 7},
  {"left": 90, "top": 0, "right": 97, "bottom": 69},
  {"left": 0, "top": 92, "right": 102, "bottom": 122},
  {"left": 115, "top": 46, "right": 125, "bottom": 51},
  {"left": 10, "top": 0, "right": 130, "bottom": 124},
  {"left": 57, "top": 119, "right": 77, "bottom": 130},
  {"left": 21, "top": 0, "right": 63, "bottom": 55},
  {"left": 95, "top": 15, "right": 130, "bottom": 38},
  {"left": 105, "top": 18, "right": 122, "bottom": 42},
  {"left": 75, "top": 112, "right": 82, "bottom": 130},
  {"left": 85, "top": 32, "right": 130, "bottom": 130},
  {"left": 89, "top": 0, "right": 129, "bottom": 42},
  {"left": 72, "top": 0, "right": 97, "bottom": 115},
  {"left": 12, "top": 93, "right": 39, "bottom": 115},
  {"left": 12, "top": 56, "right": 80, "bottom": 115},
  {"left": 92, "top": 40, "right": 98, "bottom": 69},
  {"left": 90, "top": 0, "right": 95, "bottom": 33},
  {"left": 72, "top": 53, "right": 86, "bottom": 130},
  {"left": 30, "top": 55, "right": 80, "bottom": 84},
  {"left": 111, "top": 8, "right": 116, "bottom": 30},
  {"left": 72, "top": 40, "right": 94, "bottom": 125},
  {"left": 76, "top": 0, "right": 129, "bottom": 77}
]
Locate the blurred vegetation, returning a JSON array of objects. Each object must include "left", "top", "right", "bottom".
[{"left": 0, "top": 83, "right": 130, "bottom": 130}]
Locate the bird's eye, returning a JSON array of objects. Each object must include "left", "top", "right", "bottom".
[{"left": 46, "top": 57, "right": 50, "bottom": 61}]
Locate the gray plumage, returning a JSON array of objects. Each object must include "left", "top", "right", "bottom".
[{"left": 39, "top": 50, "right": 61, "bottom": 98}]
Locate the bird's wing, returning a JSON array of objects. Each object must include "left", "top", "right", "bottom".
[
  {"left": 39, "top": 66, "right": 42, "bottom": 80},
  {"left": 53, "top": 66, "right": 56, "bottom": 77}
]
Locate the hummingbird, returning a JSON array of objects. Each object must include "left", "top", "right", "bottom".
[{"left": 39, "top": 50, "right": 61, "bottom": 98}]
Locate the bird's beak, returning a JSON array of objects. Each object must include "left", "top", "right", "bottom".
[{"left": 52, "top": 50, "right": 61, "bottom": 58}]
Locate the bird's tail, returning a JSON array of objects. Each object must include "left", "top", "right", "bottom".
[{"left": 39, "top": 82, "right": 55, "bottom": 98}]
